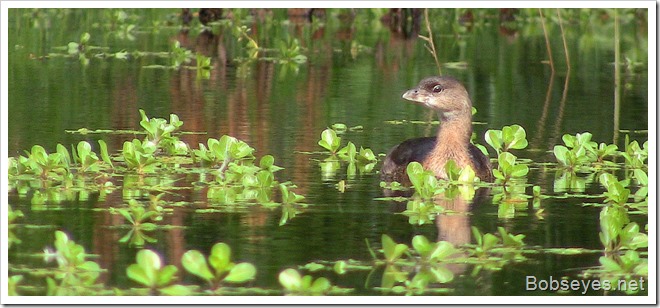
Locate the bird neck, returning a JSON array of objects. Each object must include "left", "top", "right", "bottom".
[{"left": 435, "top": 108, "right": 473, "bottom": 151}]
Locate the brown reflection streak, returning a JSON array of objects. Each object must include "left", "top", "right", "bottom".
[
  {"left": 109, "top": 76, "right": 140, "bottom": 150},
  {"left": 530, "top": 73, "right": 555, "bottom": 149},
  {"left": 93, "top": 190, "right": 125, "bottom": 284},
  {"left": 434, "top": 193, "right": 471, "bottom": 274},
  {"left": 171, "top": 30, "right": 228, "bottom": 147},
  {"left": 165, "top": 207, "right": 186, "bottom": 269},
  {"left": 253, "top": 61, "right": 275, "bottom": 153},
  {"left": 434, "top": 196, "right": 471, "bottom": 245}
]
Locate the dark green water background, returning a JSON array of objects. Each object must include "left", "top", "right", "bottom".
[{"left": 7, "top": 8, "right": 649, "bottom": 296}]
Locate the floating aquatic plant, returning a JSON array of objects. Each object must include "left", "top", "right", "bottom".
[
  {"left": 317, "top": 127, "right": 378, "bottom": 179},
  {"left": 493, "top": 152, "right": 529, "bottom": 185},
  {"left": 121, "top": 139, "right": 159, "bottom": 174},
  {"left": 485, "top": 124, "right": 528, "bottom": 155},
  {"left": 8, "top": 205, "right": 24, "bottom": 248},
  {"left": 126, "top": 249, "right": 194, "bottom": 296},
  {"left": 42, "top": 231, "right": 105, "bottom": 296},
  {"left": 181, "top": 243, "right": 256, "bottom": 292},
  {"left": 139, "top": 109, "right": 187, "bottom": 155},
  {"left": 278, "top": 268, "right": 340, "bottom": 296},
  {"left": 113, "top": 199, "right": 160, "bottom": 247}
]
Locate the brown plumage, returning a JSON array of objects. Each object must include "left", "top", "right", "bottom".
[{"left": 381, "top": 76, "right": 493, "bottom": 183}]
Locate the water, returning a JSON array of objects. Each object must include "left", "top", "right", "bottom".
[{"left": 7, "top": 8, "right": 649, "bottom": 297}]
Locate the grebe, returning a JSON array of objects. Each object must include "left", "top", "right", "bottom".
[{"left": 381, "top": 76, "right": 493, "bottom": 183}]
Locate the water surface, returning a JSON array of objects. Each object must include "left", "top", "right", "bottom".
[{"left": 7, "top": 8, "right": 649, "bottom": 297}]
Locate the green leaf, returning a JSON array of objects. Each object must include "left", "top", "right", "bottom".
[
  {"left": 98, "top": 140, "right": 114, "bottom": 168},
  {"left": 260, "top": 155, "right": 274, "bottom": 168},
  {"left": 381, "top": 234, "right": 408, "bottom": 262},
  {"left": 406, "top": 162, "right": 425, "bottom": 189},
  {"left": 482, "top": 233, "right": 499, "bottom": 251},
  {"left": 412, "top": 235, "right": 432, "bottom": 258},
  {"left": 127, "top": 264, "right": 152, "bottom": 287},
  {"left": 77, "top": 141, "right": 92, "bottom": 157},
  {"left": 209, "top": 243, "right": 232, "bottom": 274},
  {"left": 333, "top": 261, "right": 347, "bottom": 275},
  {"left": 67, "top": 42, "right": 79, "bottom": 54},
  {"left": 230, "top": 140, "right": 254, "bottom": 160},
  {"left": 56, "top": 144, "right": 71, "bottom": 167},
  {"left": 553, "top": 145, "right": 569, "bottom": 165},
  {"left": 331, "top": 123, "right": 347, "bottom": 131},
  {"left": 157, "top": 265, "right": 178, "bottom": 287},
  {"left": 279, "top": 268, "right": 302, "bottom": 291},
  {"left": 485, "top": 129, "right": 503, "bottom": 153},
  {"left": 471, "top": 226, "right": 483, "bottom": 246},
  {"left": 8, "top": 275, "right": 23, "bottom": 296},
  {"left": 224, "top": 262, "right": 256, "bottom": 283},
  {"left": 510, "top": 164, "right": 529, "bottom": 178},
  {"left": 80, "top": 32, "right": 91, "bottom": 44},
  {"left": 182, "top": 250, "right": 214, "bottom": 282},
  {"left": 633, "top": 169, "right": 648, "bottom": 185},
  {"left": 310, "top": 277, "right": 331, "bottom": 294},
  {"left": 599, "top": 256, "right": 622, "bottom": 272},
  {"left": 430, "top": 241, "right": 458, "bottom": 261},
  {"left": 429, "top": 265, "right": 454, "bottom": 283},
  {"left": 318, "top": 128, "right": 341, "bottom": 153},
  {"left": 502, "top": 124, "right": 528, "bottom": 150},
  {"left": 159, "top": 284, "right": 193, "bottom": 296},
  {"left": 135, "top": 249, "right": 161, "bottom": 285}
]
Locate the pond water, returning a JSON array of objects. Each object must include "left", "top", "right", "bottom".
[{"left": 6, "top": 8, "right": 649, "bottom": 299}]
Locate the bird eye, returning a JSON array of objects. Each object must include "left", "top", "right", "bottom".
[{"left": 432, "top": 85, "right": 444, "bottom": 93}]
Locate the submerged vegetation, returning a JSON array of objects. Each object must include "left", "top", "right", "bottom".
[{"left": 7, "top": 7, "right": 649, "bottom": 298}]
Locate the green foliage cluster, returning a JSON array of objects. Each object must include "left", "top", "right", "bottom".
[
  {"left": 8, "top": 109, "right": 308, "bottom": 251},
  {"left": 194, "top": 135, "right": 306, "bottom": 224},
  {"left": 317, "top": 127, "right": 378, "bottom": 180},
  {"left": 485, "top": 125, "right": 529, "bottom": 184},
  {"left": 40, "top": 231, "right": 105, "bottom": 296},
  {"left": 123, "top": 241, "right": 259, "bottom": 295},
  {"left": 11, "top": 230, "right": 351, "bottom": 296},
  {"left": 112, "top": 198, "right": 163, "bottom": 247},
  {"left": 360, "top": 231, "right": 526, "bottom": 295},
  {"left": 8, "top": 206, "right": 24, "bottom": 249},
  {"left": 368, "top": 234, "right": 460, "bottom": 295},
  {"left": 278, "top": 269, "right": 336, "bottom": 296},
  {"left": 590, "top": 172, "right": 648, "bottom": 289}
]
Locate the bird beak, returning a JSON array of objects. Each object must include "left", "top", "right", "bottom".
[{"left": 402, "top": 88, "right": 428, "bottom": 105}]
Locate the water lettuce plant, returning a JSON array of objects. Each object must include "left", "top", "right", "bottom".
[
  {"left": 121, "top": 139, "right": 159, "bottom": 173},
  {"left": 317, "top": 127, "right": 378, "bottom": 179},
  {"left": 8, "top": 205, "right": 24, "bottom": 248},
  {"left": 467, "top": 227, "right": 527, "bottom": 262},
  {"left": 485, "top": 124, "right": 528, "bottom": 155},
  {"left": 192, "top": 136, "right": 255, "bottom": 170},
  {"left": 139, "top": 109, "right": 187, "bottom": 155},
  {"left": 278, "top": 268, "right": 334, "bottom": 296},
  {"left": 492, "top": 152, "right": 529, "bottom": 185},
  {"left": 598, "top": 205, "right": 647, "bottom": 252},
  {"left": 182, "top": 243, "right": 256, "bottom": 291},
  {"left": 42, "top": 231, "right": 104, "bottom": 296},
  {"left": 169, "top": 40, "right": 194, "bottom": 68},
  {"left": 126, "top": 249, "right": 193, "bottom": 296},
  {"left": 20, "top": 145, "right": 69, "bottom": 180},
  {"left": 113, "top": 199, "right": 160, "bottom": 247}
]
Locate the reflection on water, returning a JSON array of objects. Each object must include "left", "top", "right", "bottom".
[{"left": 7, "top": 8, "right": 648, "bottom": 296}]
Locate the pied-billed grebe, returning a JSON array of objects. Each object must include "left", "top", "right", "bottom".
[{"left": 381, "top": 76, "right": 493, "bottom": 183}]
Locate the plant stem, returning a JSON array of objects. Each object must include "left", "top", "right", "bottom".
[
  {"left": 538, "top": 9, "right": 555, "bottom": 74},
  {"left": 420, "top": 8, "right": 442, "bottom": 75},
  {"left": 613, "top": 8, "right": 621, "bottom": 145},
  {"left": 556, "top": 9, "right": 570, "bottom": 71}
]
